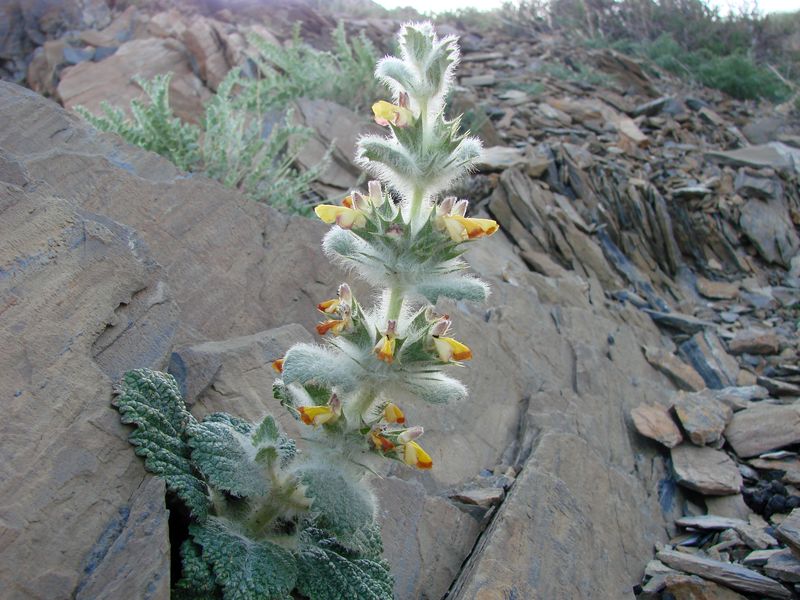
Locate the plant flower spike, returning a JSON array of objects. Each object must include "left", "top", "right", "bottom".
[{"left": 114, "top": 23, "right": 496, "bottom": 600}]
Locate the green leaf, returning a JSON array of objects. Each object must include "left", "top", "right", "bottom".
[
  {"left": 296, "top": 528, "right": 393, "bottom": 600},
  {"left": 191, "top": 517, "right": 298, "bottom": 600},
  {"left": 187, "top": 415, "right": 269, "bottom": 498},
  {"left": 114, "top": 369, "right": 209, "bottom": 519},
  {"left": 174, "top": 539, "right": 220, "bottom": 598},
  {"left": 298, "top": 466, "right": 375, "bottom": 537}
]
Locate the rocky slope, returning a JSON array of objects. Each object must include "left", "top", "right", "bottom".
[{"left": 2, "top": 1, "right": 800, "bottom": 599}]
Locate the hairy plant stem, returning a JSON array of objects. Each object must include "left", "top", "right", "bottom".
[{"left": 386, "top": 285, "right": 404, "bottom": 322}]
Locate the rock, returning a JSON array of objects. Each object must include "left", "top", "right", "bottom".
[
  {"left": 461, "top": 73, "right": 496, "bottom": 86},
  {"left": 725, "top": 402, "right": 800, "bottom": 458},
  {"left": 706, "top": 143, "right": 800, "bottom": 176},
  {"left": 757, "top": 376, "right": 800, "bottom": 397},
  {"left": 671, "top": 445, "right": 743, "bottom": 495},
  {"left": 632, "top": 96, "right": 673, "bottom": 117},
  {"left": 643, "top": 346, "right": 706, "bottom": 392},
  {"left": 739, "top": 196, "right": 800, "bottom": 268},
  {"left": 680, "top": 331, "right": 740, "bottom": 390},
  {"left": 0, "top": 181, "right": 176, "bottom": 599},
  {"left": 449, "top": 487, "right": 505, "bottom": 508},
  {"left": 735, "top": 171, "right": 782, "bottom": 200},
  {"left": 476, "top": 145, "right": 527, "bottom": 171},
  {"left": 696, "top": 278, "right": 739, "bottom": 300},
  {"left": 461, "top": 51, "right": 504, "bottom": 62},
  {"left": 497, "top": 89, "right": 529, "bottom": 106},
  {"left": 748, "top": 457, "right": 800, "bottom": 486},
  {"left": 631, "top": 403, "right": 683, "bottom": 448},
  {"left": 743, "top": 548, "right": 784, "bottom": 567},
  {"left": 776, "top": 508, "right": 800, "bottom": 554},
  {"left": 663, "top": 573, "right": 749, "bottom": 600},
  {"left": 376, "top": 477, "right": 483, "bottom": 600},
  {"left": 728, "top": 328, "right": 780, "bottom": 355},
  {"left": 181, "top": 17, "right": 230, "bottom": 91},
  {"left": 673, "top": 390, "right": 732, "bottom": 446},
  {"left": 62, "top": 45, "right": 95, "bottom": 65},
  {"left": 292, "top": 98, "right": 383, "bottom": 192},
  {"left": 73, "top": 477, "right": 170, "bottom": 600},
  {"left": 656, "top": 549, "right": 792, "bottom": 599},
  {"left": 643, "top": 309, "right": 713, "bottom": 334},
  {"left": 705, "top": 495, "right": 752, "bottom": 521},
  {"left": 764, "top": 548, "right": 800, "bottom": 583},
  {"left": 713, "top": 386, "right": 768, "bottom": 411},
  {"left": 736, "top": 515, "right": 778, "bottom": 550},
  {"left": 58, "top": 37, "right": 211, "bottom": 124},
  {"left": 676, "top": 515, "right": 747, "bottom": 531}
]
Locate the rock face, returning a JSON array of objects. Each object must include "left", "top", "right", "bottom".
[
  {"left": 724, "top": 402, "right": 800, "bottom": 458},
  {"left": 0, "top": 81, "right": 676, "bottom": 598},
  {"left": 57, "top": 37, "right": 210, "bottom": 123},
  {"left": 0, "top": 183, "right": 173, "bottom": 598}
]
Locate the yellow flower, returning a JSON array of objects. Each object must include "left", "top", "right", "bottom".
[
  {"left": 403, "top": 441, "right": 433, "bottom": 469},
  {"left": 433, "top": 336, "right": 472, "bottom": 362},
  {"left": 374, "top": 320, "right": 398, "bottom": 364},
  {"left": 316, "top": 284, "right": 353, "bottom": 336},
  {"left": 372, "top": 100, "right": 414, "bottom": 128},
  {"left": 314, "top": 204, "right": 367, "bottom": 229},
  {"left": 299, "top": 405, "right": 340, "bottom": 427},
  {"left": 383, "top": 402, "right": 405, "bottom": 424},
  {"left": 272, "top": 358, "right": 284, "bottom": 373},
  {"left": 435, "top": 197, "right": 498, "bottom": 242},
  {"left": 370, "top": 429, "right": 396, "bottom": 452}
]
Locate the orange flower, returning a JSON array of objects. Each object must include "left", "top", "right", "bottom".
[
  {"left": 435, "top": 197, "right": 498, "bottom": 242},
  {"left": 316, "top": 284, "right": 353, "bottom": 336},
  {"left": 403, "top": 441, "right": 433, "bottom": 469},
  {"left": 383, "top": 402, "right": 405, "bottom": 424},
  {"left": 374, "top": 320, "right": 398, "bottom": 364},
  {"left": 272, "top": 358, "right": 284, "bottom": 373},
  {"left": 433, "top": 336, "right": 472, "bottom": 362}
]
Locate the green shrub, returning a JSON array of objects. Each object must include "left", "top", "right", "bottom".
[
  {"left": 202, "top": 69, "right": 328, "bottom": 214},
  {"left": 77, "top": 69, "right": 328, "bottom": 214},
  {"left": 244, "top": 22, "right": 381, "bottom": 113},
  {"left": 77, "top": 74, "right": 200, "bottom": 172}
]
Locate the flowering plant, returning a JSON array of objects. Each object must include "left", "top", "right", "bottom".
[{"left": 114, "top": 23, "right": 497, "bottom": 600}]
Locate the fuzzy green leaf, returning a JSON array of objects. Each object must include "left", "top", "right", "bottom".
[
  {"left": 296, "top": 528, "right": 393, "bottom": 600},
  {"left": 114, "top": 369, "right": 209, "bottom": 519},
  {"left": 191, "top": 517, "right": 298, "bottom": 600},
  {"left": 174, "top": 539, "right": 220, "bottom": 598},
  {"left": 299, "top": 466, "right": 375, "bottom": 536},
  {"left": 187, "top": 414, "right": 269, "bottom": 498}
]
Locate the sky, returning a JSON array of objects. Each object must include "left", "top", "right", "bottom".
[{"left": 375, "top": 0, "right": 800, "bottom": 16}]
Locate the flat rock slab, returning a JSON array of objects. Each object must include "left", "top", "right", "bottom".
[
  {"left": 764, "top": 548, "right": 800, "bottom": 583},
  {"left": 680, "top": 330, "right": 739, "bottom": 390},
  {"left": 671, "top": 445, "right": 743, "bottom": 495},
  {"left": 673, "top": 390, "right": 732, "bottom": 446},
  {"left": 663, "top": 573, "right": 749, "bottom": 600},
  {"left": 631, "top": 403, "right": 683, "bottom": 448},
  {"left": 725, "top": 402, "right": 800, "bottom": 458},
  {"left": 656, "top": 549, "right": 792, "bottom": 599},
  {"left": 676, "top": 515, "right": 747, "bottom": 531},
  {"left": 728, "top": 328, "right": 780, "bottom": 355},
  {"left": 58, "top": 37, "right": 211, "bottom": 124},
  {"left": 644, "top": 345, "right": 706, "bottom": 392},
  {"left": 776, "top": 508, "right": 800, "bottom": 554},
  {"left": 696, "top": 277, "right": 740, "bottom": 300}
]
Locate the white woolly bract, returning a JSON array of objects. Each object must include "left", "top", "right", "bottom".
[
  {"left": 356, "top": 133, "right": 483, "bottom": 202},
  {"left": 323, "top": 226, "right": 490, "bottom": 304},
  {"left": 282, "top": 343, "right": 359, "bottom": 393},
  {"left": 376, "top": 22, "right": 460, "bottom": 119},
  {"left": 401, "top": 371, "right": 468, "bottom": 404}
]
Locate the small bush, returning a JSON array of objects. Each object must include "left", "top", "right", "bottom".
[
  {"left": 77, "top": 74, "right": 200, "bottom": 172},
  {"left": 244, "top": 22, "right": 381, "bottom": 113},
  {"left": 78, "top": 71, "right": 327, "bottom": 214}
]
